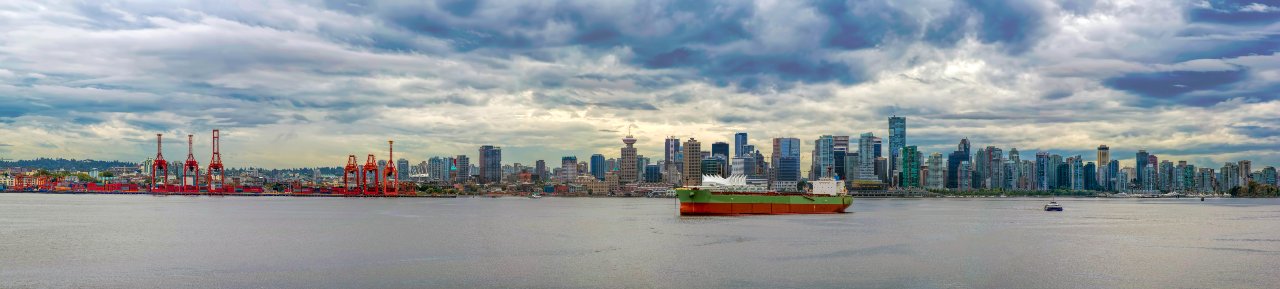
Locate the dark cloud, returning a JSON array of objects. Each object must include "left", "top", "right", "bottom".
[
  {"left": 1103, "top": 69, "right": 1248, "bottom": 101},
  {"left": 924, "top": 0, "right": 1050, "bottom": 53},
  {"left": 1231, "top": 125, "right": 1280, "bottom": 138},
  {"left": 817, "top": 0, "right": 918, "bottom": 50},
  {"left": 964, "top": 0, "right": 1049, "bottom": 53},
  {"left": 1187, "top": 1, "right": 1280, "bottom": 25},
  {"left": 1173, "top": 34, "right": 1280, "bottom": 62}
]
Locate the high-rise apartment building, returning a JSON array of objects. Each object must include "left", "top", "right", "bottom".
[
  {"left": 620, "top": 134, "right": 638, "bottom": 183},
  {"left": 560, "top": 156, "right": 578, "bottom": 182},
  {"left": 888, "top": 116, "right": 905, "bottom": 186},
  {"left": 682, "top": 138, "right": 702, "bottom": 186},
  {"left": 590, "top": 154, "right": 606, "bottom": 180},
  {"left": 901, "top": 145, "right": 920, "bottom": 188},
  {"left": 734, "top": 132, "right": 748, "bottom": 157},
  {"left": 771, "top": 137, "right": 801, "bottom": 191}
]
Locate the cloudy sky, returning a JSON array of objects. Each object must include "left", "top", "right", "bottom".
[{"left": 1, "top": 0, "right": 1277, "bottom": 171}]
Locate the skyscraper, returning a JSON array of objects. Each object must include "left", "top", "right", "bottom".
[
  {"left": 712, "top": 142, "right": 730, "bottom": 160},
  {"left": 590, "top": 154, "right": 606, "bottom": 180},
  {"left": 1136, "top": 149, "right": 1149, "bottom": 188},
  {"left": 454, "top": 155, "right": 470, "bottom": 183},
  {"left": 478, "top": 145, "right": 502, "bottom": 184},
  {"left": 643, "top": 164, "right": 661, "bottom": 183},
  {"left": 901, "top": 145, "right": 920, "bottom": 188},
  {"left": 888, "top": 116, "right": 906, "bottom": 185},
  {"left": 813, "top": 135, "right": 835, "bottom": 179},
  {"left": 947, "top": 138, "right": 971, "bottom": 189},
  {"left": 734, "top": 132, "right": 748, "bottom": 157},
  {"left": 1035, "top": 152, "right": 1050, "bottom": 190},
  {"left": 560, "top": 156, "right": 578, "bottom": 182},
  {"left": 771, "top": 137, "right": 801, "bottom": 191},
  {"left": 857, "top": 133, "right": 877, "bottom": 181},
  {"left": 620, "top": 134, "right": 638, "bottom": 183},
  {"left": 664, "top": 136, "right": 682, "bottom": 184},
  {"left": 535, "top": 160, "right": 547, "bottom": 182},
  {"left": 683, "top": 138, "right": 702, "bottom": 186},
  {"left": 396, "top": 158, "right": 410, "bottom": 181},
  {"left": 1096, "top": 145, "right": 1109, "bottom": 189},
  {"left": 926, "top": 152, "right": 946, "bottom": 189}
]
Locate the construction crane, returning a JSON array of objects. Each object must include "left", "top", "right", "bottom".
[
  {"left": 383, "top": 140, "right": 398, "bottom": 196},
  {"left": 207, "top": 129, "right": 226, "bottom": 193},
  {"left": 182, "top": 134, "right": 201, "bottom": 194},
  {"left": 361, "top": 154, "right": 379, "bottom": 195},
  {"left": 342, "top": 154, "right": 358, "bottom": 194},
  {"left": 151, "top": 134, "right": 168, "bottom": 193}
]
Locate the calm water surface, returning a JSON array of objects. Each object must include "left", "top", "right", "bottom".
[{"left": 2, "top": 193, "right": 1279, "bottom": 288}]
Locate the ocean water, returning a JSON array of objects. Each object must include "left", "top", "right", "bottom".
[{"left": 2, "top": 193, "right": 1278, "bottom": 288}]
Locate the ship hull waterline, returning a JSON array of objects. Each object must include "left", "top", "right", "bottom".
[{"left": 676, "top": 188, "right": 852, "bottom": 215}]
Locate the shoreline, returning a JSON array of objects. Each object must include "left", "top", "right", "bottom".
[{"left": 1, "top": 191, "right": 1248, "bottom": 199}]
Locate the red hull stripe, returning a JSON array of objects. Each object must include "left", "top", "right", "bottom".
[{"left": 680, "top": 202, "right": 849, "bottom": 215}]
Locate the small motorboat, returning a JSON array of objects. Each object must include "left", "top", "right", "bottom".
[
  {"left": 1044, "top": 201, "right": 1063, "bottom": 211},
  {"left": 529, "top": 194, "right": 543, "bottom": 199}
]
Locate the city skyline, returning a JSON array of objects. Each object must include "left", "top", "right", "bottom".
[{"left": 0, "top": 1, "right": 1277, "bottom": 169}]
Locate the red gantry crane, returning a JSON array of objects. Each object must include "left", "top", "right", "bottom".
[
  {"left": 151, "top": 134, "right": 169, "bottom": 193},
  {"left": 182, "top": 134, "right": 201, "bottom": 194},
  {"left": 383, "top": 140, "right": 398, "bottom": 196},
  {"left": 207, "top": 129, "right": 226, "bottom": 193},
  {"left": 341, "top": 154, "right": 358, "bottom": 195},
  {"left": 361, "top": 154, "right": 379, "bottom": 195}
]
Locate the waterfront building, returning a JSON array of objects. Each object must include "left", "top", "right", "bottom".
[
  {"left": 857, "top": 133, "right": 879, "bottom": 182},
  {"left": 1220, "top": 162, "right": 1240, "bottom": 192},
  {"left": 1097, "top": 145, "right": 1110, "bottom": 188},
  {"left": 734, "top": 132, "right": 748, "bottom": 157},
  {"left": 833, "top": 136, "right": 850, "bottom": 180},
  {"left": 1068, "top": 156, "right": 1083, "bottom": 191},
  {"left": 590, "top": 154, "right": 606, "bottom": 180},
  {"left": 454, "top": 155, "right": 470, "bottom": 183},
  {"left": 1159, "top": 160, "right": 1174, "bottom": 191},
  {"left": 664, "top": 136, "right": 682, "bottom": 184},
  {"left": 975, "top": 147, "right": 988, "bottom": 189},
  {"left": 1197, "top": 168, "right": 1217, "bottom": 192},
  {"left": 901, "top": 146, "right": 920, "bottom": 188},
  {"left": 682, "top": 138, "right": 702, "bottom": 186},
  {"left": 535, "top": 160, "right": 547, "bottom": 182},
  {"left": 947, "top": 138, "right": 971, "bottom": 189},
  {"left": 560, "top": 156, "right": 578, "bottom": 182},
  {"left": 1083, "top": 161, "right": 1097, "bottom": 191},
  {"left": 1181, "top": 163, "right": 1196, "bottom": 191},
  {"left": 478, "top": 145, "right": 501, "bottom": 184},
  {"left": 1173, "top": 161, "right": 1187, "bottom": 191},
  {"left": 712, "top": 142, "right": 730, "bottom": 161},
  {"left": 771, "top": 137, "right": 801, "bottom": 191},
  {"left": 926, "top": 152, "right": 946, "bottom": 189},
  {"left": 427, "top": 157, "right": 449, "bottom": 182},
  {"left": 812, "top": 135, "right": 835, "bottom": 179},
  {"left": 1238, "top": 160, "right": 1252, "bottom": 186},
  {"left": 1108, "top": 160, "right": 1120, "bottom": 192},
  {"left": 957, "top": 161, "right": 972, "bottom": 190},
  {"left": 1118, "top": 168, "right": 1132, "bottom": 192},
  {"left": 644, "top": 164, "right": 661, "bottom": 183},
  {"left": 1136, "top": 150, "right": 1150, "bottom": 188},
  {"left": 844, "top": 152, "right": 859, "bottom": 184},
  {"left": 1262, "top": 166, "right": 1278, "bottom": 187},
  {"left": 620, "top": 134, "right": 638, "bottom": 184},
  {"left": 396, "top": 158, "right": 410, "bottom": 181},
  {"left": 1035, "top": 152, "right": 1050, "bottom": 190},
  {"left": 888, "top": 116, "right": 906, "bottom": 187}
]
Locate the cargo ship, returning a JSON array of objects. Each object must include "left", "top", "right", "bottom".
[{"left": 677, "top": 175, "right": 851, "bottom": 215}]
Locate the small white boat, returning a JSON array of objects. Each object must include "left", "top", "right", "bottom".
[
  {"left": 528, "top": 194, "right": 543, "bottom": 199},
  {"left": 1044, "top": 201, "right": 1063, "bottom": 211}
]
